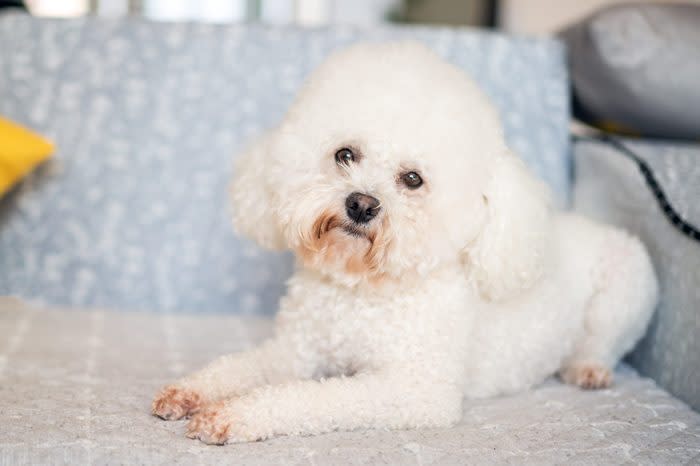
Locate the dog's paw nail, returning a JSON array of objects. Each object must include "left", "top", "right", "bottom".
[{"left": 152, "top": 385, "right": 203, "bottom": 420}]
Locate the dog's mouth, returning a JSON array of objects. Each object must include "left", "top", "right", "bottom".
[
  {"left": 341, "top": 223, "right": 369, "bottom": 238},
  {"left": 312, "top": 213, "right": 374, "bottom": 243}
]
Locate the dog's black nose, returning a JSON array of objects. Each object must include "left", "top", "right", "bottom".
[{"left": 345, "top": 192, "right": 381, "bottom": 224}]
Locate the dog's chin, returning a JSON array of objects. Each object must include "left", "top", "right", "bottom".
[{"left": 298, "top": 212, "right": 392, "bottom": 282}]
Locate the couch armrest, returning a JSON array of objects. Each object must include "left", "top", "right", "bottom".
[{"left": 573, "top": 138, "right": 700, "bottom": 411}]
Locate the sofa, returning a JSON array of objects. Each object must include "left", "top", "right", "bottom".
[{"left": 1, "top": 12, "right": 699, "bottom": 465}]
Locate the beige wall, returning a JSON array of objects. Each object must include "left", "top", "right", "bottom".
[{"left": 499, "top": 0, "right": 700, "bottom": 35}]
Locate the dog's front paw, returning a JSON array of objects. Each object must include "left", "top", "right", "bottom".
[
  {"left": 152, "top": 385, "right": 204, "bottom": 420},
  {"left": 186, "top": 401, "right": 259, "bottom": 445}
]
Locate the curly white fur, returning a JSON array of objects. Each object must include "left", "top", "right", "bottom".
[{"left": 153, "top": 42, "right": 658, "bottom": 444}]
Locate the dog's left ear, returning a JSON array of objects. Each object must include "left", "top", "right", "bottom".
[{"left": 464, "top": 152, "right": 552, "bottom": 302}]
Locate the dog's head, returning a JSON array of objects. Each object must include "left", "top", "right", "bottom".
[{"left": 231, "top": 42, "right": 551, "bottom": 298}]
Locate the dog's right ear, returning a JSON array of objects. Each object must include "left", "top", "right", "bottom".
[
  {"left": 229, "top": 133, "right": 286, "bottom": 250},
  {"left": 462, "top": 152, "right": 551, "bottom": 302}
]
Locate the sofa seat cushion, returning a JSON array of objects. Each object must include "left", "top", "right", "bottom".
[{"left": 2, "top": 298, "right": 699, "bottom": 465}]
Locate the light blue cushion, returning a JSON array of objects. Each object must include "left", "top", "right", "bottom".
[{"left": 0, "top": 15, "right": 569, "bottom": 313}]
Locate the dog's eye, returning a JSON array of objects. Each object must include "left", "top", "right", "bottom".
[
  {"left": 400, "top": 171, "right": 423, "bottom": 189},
  {"left": 335, "top": 148, "right": 355, "bottom": 166}
]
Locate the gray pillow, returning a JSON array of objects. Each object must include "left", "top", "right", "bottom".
[{"left": 561, "top": 4, "right": 700, "bottom": 140}]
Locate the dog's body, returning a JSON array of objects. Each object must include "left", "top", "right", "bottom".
[{"left": 153, "top": 42, "right": 658, "bottom": 444}]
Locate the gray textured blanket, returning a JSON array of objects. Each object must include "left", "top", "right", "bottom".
[{"left": 1, "top": 298, "right": 699, "bottom": 465}]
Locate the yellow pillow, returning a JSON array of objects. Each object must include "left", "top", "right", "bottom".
[{"left": 0, "top": 116, "right": 54, "bottom": 196}]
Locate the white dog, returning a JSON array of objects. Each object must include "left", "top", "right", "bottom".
[{"left": 152, "top": 42, "right": 658, "bottom": 445}]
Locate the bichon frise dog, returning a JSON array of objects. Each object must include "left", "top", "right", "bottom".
[{"left": 152, "top": 42, "right": 658, "bottom": 444}]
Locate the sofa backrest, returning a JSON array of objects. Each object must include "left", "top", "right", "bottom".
[{"left": 0, "top": 14, "right": 569, "bottom": 313}]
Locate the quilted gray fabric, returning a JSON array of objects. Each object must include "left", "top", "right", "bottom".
[
  {"left": 573, "top": 138, "right": 700, "bottom": 412},
  {"left": 1, "top": 298, "right": 699, "bottom": 465},
  {"left": 0, "top": 14, "right": 569, "bottom": 314}
]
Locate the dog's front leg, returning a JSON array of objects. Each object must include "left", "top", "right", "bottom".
[
  {"left": 152, "top": 337, "right": 313, "bottom": 420},
  {"left": 186, "top": 370, "right": 463, "bottom": 444}
]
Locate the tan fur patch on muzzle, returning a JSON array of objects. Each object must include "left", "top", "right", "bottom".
[{"left": 298, "top": 212, "right": 392, "bottom": 281}]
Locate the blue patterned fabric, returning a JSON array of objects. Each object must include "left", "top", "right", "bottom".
[{"left": 0, "top": 15, "right": 569, "bottom": 313}]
